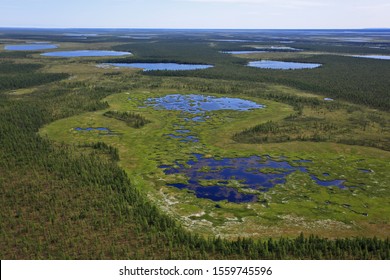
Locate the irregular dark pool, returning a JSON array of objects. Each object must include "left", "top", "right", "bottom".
[
  {"left": 160, "top": 154, "right": 348, "bottom": 203},
  {"left": 248, "top": 60, "right": 322, "bottom": 70},
  {"left": 5, "top": 44, "right": 58, "bottom": 51},
  {"left": 144, "top": 94, "right": 264, "bottom": 113},
  {"left": 358, "top": 169, "right": 372, "bottom": 173},
  {"left": 165, "top": 134, "right": 199, "bottom": 142},
  {"left": 41, "top": 50, "right": 132, "bottom": 57},
  {"left": 104, "top": 63, "right": 213, "bottom": 71}
]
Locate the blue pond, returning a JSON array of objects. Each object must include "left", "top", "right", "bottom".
[
  {"left": 170, "top": 183, "right": 257, "bottom": 203},
  {"left": 352, "top": 55, "right": 390, "bottom": 60},
  {"left": 184, "top": 116, "right": 206, "bottom": 122},
  {"left": 213, "top": 39, "right": 253, "bottom": 42},
  {"left": 222, "top": 47, "right": 301, "bottom": 53},
  {"left": 75, "top": 127, "right": 110, "bottom": 132},
  {"left": 63, "top": 33, "right": 98, "bottom": 37},
  {"left": 144, "top": 94, "right": 264, "bottom": 113},
  {"left": 261, "top": 46, "right": 302, "bottom": 51},
  {"left": 5, "top": 44, "right": 58, "bottom": 51},
  {"left": 310, "top": 176, "right": 346, "bottom": 189},
  {"left": 104, "top": 63, "right": 213, "bottom": 71},
  {"left": 119, "top": 36, "right": 152, "bottom": 40},
  {"left": 160, "top": 154, "right": 348, "bottom": 203},
  {"left": 41, "top": 50, "right": 132, "bottom": 57},
  {"left": 358, "top": 169, "right": 372, "bottom": 173},
  {"left": 221, "top": 51, "right": 266, "bottom": 54},
  {"left": 248, "top": 60, "right": 322, "bottom": 70}
]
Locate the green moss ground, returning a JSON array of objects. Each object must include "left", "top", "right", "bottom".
[{"left": 41, "top": 89, "right": 390, "bottom": 239}]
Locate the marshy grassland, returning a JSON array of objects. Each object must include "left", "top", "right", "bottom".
[{"left": 1, "top": 29, "right": 389, "bottom": 259}]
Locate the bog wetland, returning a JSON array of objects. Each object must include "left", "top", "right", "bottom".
[
  {"left": 144, "top": 94, "right": 264, "bottom": 112},
  {"left": 143, "top": 94, "right": 350, "bottom": 203},
  {"left": 41, "top": 87, "right": 390, "bottom": 238},
  {"left": 103, "top": 63, "right": 213, "bottom": 71},
  {"left": 161, "top": 153, "right": 349, "bottom": 203},
  {"left": 2, "top": 29, "right": 390, "bottom": 259}
]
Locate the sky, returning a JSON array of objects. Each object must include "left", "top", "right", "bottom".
[{"left": 0, "top": 0, "right": 389, "bottom": 29}]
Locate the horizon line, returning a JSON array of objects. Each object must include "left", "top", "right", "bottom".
[{"left": 1, "top": 26, "right": 390, "bottom": 31}]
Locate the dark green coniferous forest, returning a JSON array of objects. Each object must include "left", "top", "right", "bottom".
[{"left": 0, "top": 28, "right": 389, "bottom": 259}]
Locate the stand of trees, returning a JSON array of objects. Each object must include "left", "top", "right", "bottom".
[
  {"left": 0, "top": 62, "right": 68, "bottom": 91},
  {"left": 112, "top": 41, "right": 390, "bottom": 111},
  {"left": 1, "top": 89, "right": 389, "bottom": 259},
  {"left": 1, "top": 33, "right": 389, "bottom": 259},
  {"left": 103, "top": 110, "right": 151, "bottom": 128},
  {"left": 0, "top": 69, "right": 388, "bottom": 259}
]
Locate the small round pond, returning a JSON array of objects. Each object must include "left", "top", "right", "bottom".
[
  {"left": 41, "top": 50, "right": 132, "bottom": 57},
  {"left": 104, "top": 63, "right": 213, "bottom": 71},
  {"left": 5, "top": 44, "right": 58, "bottom": 51},
  {"left": 144, "top": 94, "right": 264, "bottom": 113},
  {"left": 248, "top": 60, "right": 322, "bottom": 70}
]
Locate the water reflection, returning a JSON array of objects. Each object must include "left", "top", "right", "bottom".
[
  {"left": 103, "top": 63, "right": 213, "bottom": 71},
  {"left": 248, "top": 60, "right": 321, "bottom": 70},
  {"left": 5, "top": 44, "right": 58, "bottom": 51},
  {"left": 42, "top": 50, "right": 132, "bottom": 57},
  {"left": 160, "top": 154, "right": 348, "bottom": 203},
  {"left": 145, "top": 94, "right": 264, "bottom": 113}
]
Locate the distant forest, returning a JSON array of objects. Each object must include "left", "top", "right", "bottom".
[{"left": 1, "top": 30, "right": 389, "bottom": 259}]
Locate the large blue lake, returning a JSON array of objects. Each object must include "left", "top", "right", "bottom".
[
  {"left": 63, "top": 33, "right": 98, "bottom": 37},
  {"left": 212, "top": 39, "right": 254, "bottom": 42},
  {"left": 119, "top": 36, "right": 152, "bottom": 40},
  {"left": 105, "top": 63, "right": 213, "bottom": 71},
  {"left": 352, "top": 55, "right": 390, "bottom": 60},
  {"left": 221, "top": 51, "right": 266, "bottom": 54},
  {"left": 41, "top": 50, "right": 132, "bottom": 57},
  {"left": 5, "top": 44, "right": 58, "bottom": 51},
  {"left": 248, "top": 60, "right": 322, "bottom": 70}
]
